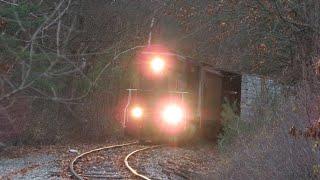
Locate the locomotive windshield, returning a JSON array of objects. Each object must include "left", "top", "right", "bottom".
[{"left": 131, "top": 54, "right": 187, "bottom": 93}]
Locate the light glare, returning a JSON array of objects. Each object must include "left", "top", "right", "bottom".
[
  {"left": 162, "top": 104, "right": 183, "bottom": 125},
  {"left": 150, "top": 57, "right": 165, "bottom": 73},
  {"left": 131, "top": 106, "right": 143, "bottom": 119}
]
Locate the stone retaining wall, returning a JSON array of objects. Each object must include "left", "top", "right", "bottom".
[{"left": 240, "top": 74, "right": 282, "bottom": 121}]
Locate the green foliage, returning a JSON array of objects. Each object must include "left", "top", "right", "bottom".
[
  {"left": 0, "top": 2, "right": 43, "bottom": 30},
  {"left": 33, "top": 77, "right": 66, "bottom": 93},
  {"left": 0, "top": 2, "right": 44, "bottom": 64},
  {"left": 74, "top": 78, "right": 91, "bottom": 94},
  {"left": 1, "top": 2, "right": 71, "bottom": 96},
  {"left": 218, "top": 99, "right": 250, "bottom": 151}
]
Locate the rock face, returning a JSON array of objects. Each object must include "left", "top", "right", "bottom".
[
  {"left": 0, "top": 142, "right": 6, "bottom": 151},
  {"left": 240, "top": 74, "right": 282, "bottom": 121},
  {"left": 0, "top": 98, "right": 30, "bottom": 142}
]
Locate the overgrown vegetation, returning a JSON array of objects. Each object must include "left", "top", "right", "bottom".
[
  {"left": 0, "top": 1, "right": 155, "bottom": 143},
  {"left": 218, "top": 99, "right": 250, "bottom": 151},
  {"left": 212, "top": 1, "right": 320, "bottom": 178},
  {"left": 1, "top": 0, "right": 320, "bottom": 178},
  {"left": 215, "top": 90, "right": 320, "bottom": 179}
]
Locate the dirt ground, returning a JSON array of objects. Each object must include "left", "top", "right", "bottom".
[{"left": 0, "top": 139, "right": 219, "bottom": 179}]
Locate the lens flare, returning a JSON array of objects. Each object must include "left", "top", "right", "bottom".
[
  {"left": 131, "top": 106, "right": 143, "bottom": 119},
  {"left": 162, "top": 104, "right": 184, "bottom": 125},
  {"left": 150, "top": 56, "right": 165, "bottom": 73}
]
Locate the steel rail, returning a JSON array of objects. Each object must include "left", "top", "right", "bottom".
[
  {"left": 124, "top": 145, "right": 162, "bottom": 180},
  {"left": 69, "top": 141, "right": 138, "bottom": 180}
]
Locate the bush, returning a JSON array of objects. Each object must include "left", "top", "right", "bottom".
[
  {"left": 218, "top": 99, "right": 250, "bottom": 151},
  {"left": 211, "top": 95, "right": 320, "bottom": 179}
]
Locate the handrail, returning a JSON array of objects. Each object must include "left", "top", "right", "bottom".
[{"left": 126, "top": 89, "right": 190, "bottom": 94}]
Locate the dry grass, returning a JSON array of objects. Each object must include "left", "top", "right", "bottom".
[{"left": 211, "top": 93, "right": 320, "bottom": 179}]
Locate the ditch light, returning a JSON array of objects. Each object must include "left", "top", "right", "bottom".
[{"left": 131, "top": 106, "right": 143, "bottom": 119}]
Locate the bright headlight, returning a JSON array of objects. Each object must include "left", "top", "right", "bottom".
[
  {"left": 131, "top": 106, "right": 143, "bottom": 119},
  {"left": 150, "top": 56, "right": 165, "bottom": 73},
  {"left": 162, "top": 104, "right": 184, "bottom": 125}
]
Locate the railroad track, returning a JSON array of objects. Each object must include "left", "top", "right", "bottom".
[
  {"left": 124, "top": 145, "right": 161, "bottom": 180},
  {"left": 69, "top": 141, "right": 161, "bottom": 179}
]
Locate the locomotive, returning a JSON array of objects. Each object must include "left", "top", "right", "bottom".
[{"left": 123, "top": 45, "right": 241, "bottom": 142}]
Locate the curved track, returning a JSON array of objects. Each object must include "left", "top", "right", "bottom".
[
  {"left": 124, "top": 145, "right": 161, "bottom": 180},
  {"left": 69, "top": 142, "right": 137, "bottom": 179},
  {"left": 69, "top": 142, "right": 160, "bottom": 180}
]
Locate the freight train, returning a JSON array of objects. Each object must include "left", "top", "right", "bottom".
[{"left": 123, "top": 45, "right": 241, "bottom": 142}]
